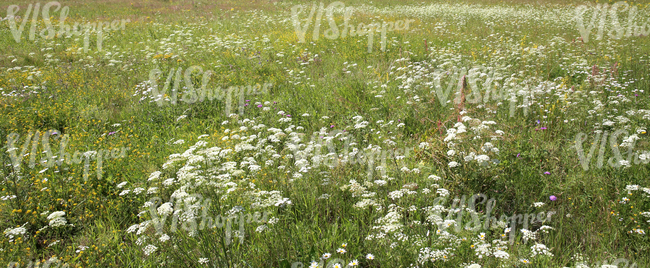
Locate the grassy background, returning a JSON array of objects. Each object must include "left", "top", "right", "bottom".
[{"left": 0, "top": 0, "right": 649, "bottom": 267}]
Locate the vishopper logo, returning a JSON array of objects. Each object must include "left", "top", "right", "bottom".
[
  {"left": 430, "top": 194, "right": 556, "bottom": 245},
  {"left": 574, "top": 128, "right": 649, "bottom": 171},
  {"left": 419, "top": 64, "right": 543, "bottom": 118},
  {"left": 286, "top": 128, "right": 414, "bottom": 179},
  {"left": 4, "top": 2, "right": 129, "bottom": 53},
  {"left": 429, "top": 65, "right": 503, "bottom": 106},
  {"left": 291, "top": 1, "right": 415, "bottom": 52},
  {"left": 147, "top": 66, "right": 272, "bottom": 116},
  {"left": 5, "top": 130, "right": 130, "bottom": 181},
  {"left": 575, "top": 1, "right": 649, "bottom": 43},
  {"left": 145, "top": 194, "right": 271, "bottom": 246}
]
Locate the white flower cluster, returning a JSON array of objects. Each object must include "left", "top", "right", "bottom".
[
  {"left": 3, "top": 225, "right": 27, "bottom": 241},
  {"left": 122, "top": 112, "right": 417, "bottom": 260},
  {"left": 441, "top": 116, "right": 504, "bottom": 169},
  {"left": 47, "top": 211, "right": 67, "bottom": 227},
  {"left": 530, "top": 243, "right": 554, "bottom": 257}
]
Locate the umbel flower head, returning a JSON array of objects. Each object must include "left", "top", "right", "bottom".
[
  {"left": 47, "top": 211, "right": 67, "bottom": 227},
  {"left": 3, "top": 225, "right": 27, "bottom": 240}
]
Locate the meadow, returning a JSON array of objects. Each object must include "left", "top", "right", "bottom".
[{"left": 0, "top": 0, "right": 649, "bottom": 267}]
